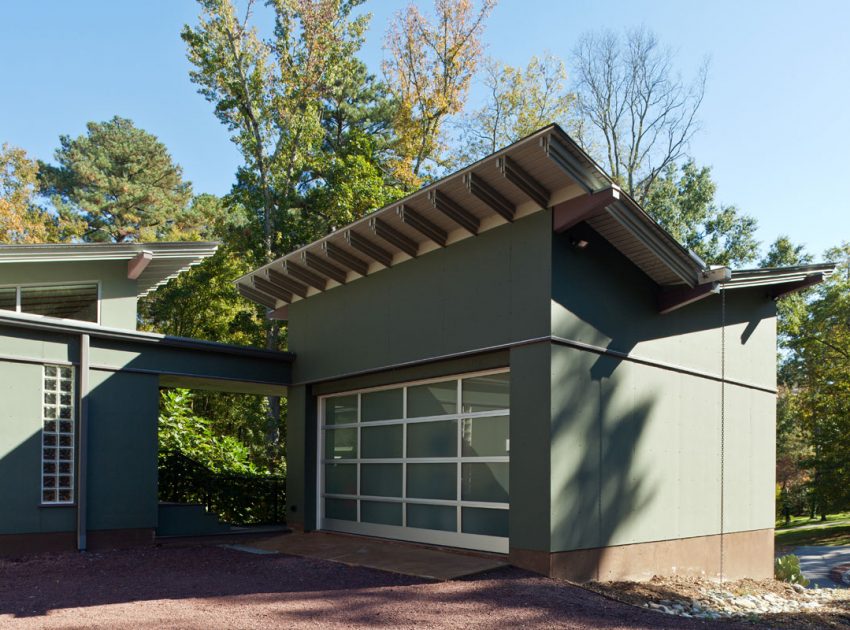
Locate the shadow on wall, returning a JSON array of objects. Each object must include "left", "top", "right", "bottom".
[
  {"left": 552, "top": 223, "right": 766, "bottom": 358},
  {"left": 550, "top": 342, "right": 659, "bottom": 578}
]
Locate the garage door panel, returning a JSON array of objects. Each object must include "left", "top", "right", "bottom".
[{"left": 319, "top": 369, "right": 510, "bottom": 553}]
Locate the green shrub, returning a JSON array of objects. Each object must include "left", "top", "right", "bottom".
[{"left": 774, "top": 554, "right": 810, "bottom": 586}]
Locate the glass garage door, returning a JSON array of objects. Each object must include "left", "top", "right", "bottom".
[{"left": 319, "top": 370, "right": 510, "bottom": 553}]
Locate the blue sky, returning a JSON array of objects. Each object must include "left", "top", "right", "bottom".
[{"left": 1, "top": 1, "right": 847, "bottom": 260}]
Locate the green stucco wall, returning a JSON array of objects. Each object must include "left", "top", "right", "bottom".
[
  {"left": 548, "top": 224, "right": 777, "bottom": 553},
  {"left": 0, "top": 260, "right": 138, "bottom": 330}
]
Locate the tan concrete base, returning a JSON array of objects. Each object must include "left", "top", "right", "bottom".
[
  {"left": 510, "top": 528, "right": 774, "bottom": 583},
  {"left": 0, "top": 528, "right": 154, "bottom": 556}
]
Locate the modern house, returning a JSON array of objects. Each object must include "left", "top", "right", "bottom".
[
  {"left": 0, "top": 124, "right": 835, "bottom": 582},
  {"left": 0, "top": 242, "right": 292, "bottom": 554},
  {"left": 235, "top": 124, "right": 834, "bottom": 582}
]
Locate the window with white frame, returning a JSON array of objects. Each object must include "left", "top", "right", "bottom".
[
  {"left": 0, "top": 283, "right": 99, "bottom": 323},
  {"left": 41, "top": 365, "right": 75, "bottom": 504}
]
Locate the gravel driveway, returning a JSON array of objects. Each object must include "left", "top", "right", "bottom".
[{"left": 0, "top": 545, "right": 750, "bottom": 629}]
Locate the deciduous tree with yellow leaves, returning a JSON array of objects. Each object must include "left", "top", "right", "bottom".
[{"left": 384, "top": 0, "right": 496, "bottom": 188}]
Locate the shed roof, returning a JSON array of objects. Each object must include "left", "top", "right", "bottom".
[
  {"left": 235, "top": 124, "right": 834, "bottom": 315},
  {"left": 0, "top": 241, "right": 218, "bottom": 296}
]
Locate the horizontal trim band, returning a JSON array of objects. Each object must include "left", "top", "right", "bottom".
[
  {"left": 0, "top": 311, "right": 294, "bottom": 362},
  {"left": 295, "top": 335, "right": 777, "bottom": 395}
]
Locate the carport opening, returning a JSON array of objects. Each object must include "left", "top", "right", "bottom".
[{"left": 156, "top": 387, "right": 287, "bottom": 536}]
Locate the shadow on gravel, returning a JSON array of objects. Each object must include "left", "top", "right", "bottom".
[{"left": 0, "top": 546, "right": 742, "bottom": 628}]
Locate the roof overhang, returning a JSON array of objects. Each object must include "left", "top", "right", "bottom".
[
  {"left": 722, "top": 264, "right": 837, "bottom": 298},
  {"left": 236, "top": 124, "right": 714, "bottom": 316},
  {"left": 0, "top": 242, "right": 219, "bottom": 297}
]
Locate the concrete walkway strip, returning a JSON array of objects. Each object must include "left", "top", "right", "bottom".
[
  {"left": 248, "top": 532, "right": 509, "bottom": 581},
  {"left": 793, "top": 545, "right": 850, "bottom": 589}
]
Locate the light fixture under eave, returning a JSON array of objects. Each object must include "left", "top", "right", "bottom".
[{"left": 572, "top": 239, "right": 589, "bottom": 249}]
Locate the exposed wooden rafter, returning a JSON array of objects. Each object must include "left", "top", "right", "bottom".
[
  {"left": 429, "top": 189, "right": 479, "bottom": 235},
  {"left": 398, "top": 205, "right": 447, "bottom": 247},
  {"left": 252, "top": 275, "right": 292, "bottom": 303},
  {"left": 304, "top": 251, "right": 348, "bottom": 284},
  {"left": 285, "top": 260, "right": 327, "bottom": 291},
  {"left": 238, "top": 283, "right": 277, "bottom": 309},
  {"left": 372, "top": 218, "right": 419, "bottom": 258},
  {"left": 497, "top": 155, "right": 549, "bottom": 208},
  {"left": 463, "top": 172, "right": 515, "bottom": 222},
  {"left": 267, "top": 268, "right": 308, "bottom": 298},
  {"left": 346, "top": 231, "right": 393, "bottom": 267},
  {"left": 552, "top": 187, "right": 621, "bottom": 233},
  {"left": 325, "top": 242, "right": 369, "bottom": 277}
]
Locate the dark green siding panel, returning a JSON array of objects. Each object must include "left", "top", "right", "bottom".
[
  {"left": 551, "top": 225, "right": 777, "bottom": 388},
  {"left": 91, "top": 341, "right": 291, "bottom": 390},
  {"left": 0, "top": 360, "right": 71, "bottom": 534},
  {"left": 508, "top": 343, "right": 551, "bottom": 551},
  {"left": 285, "top": 384, "right": 318, "bottom": 530},
  {"left": 87, "top": 370, "right": 159, "bottom": 530},
  {"left": 288, "top": 211, "right": 552, "bottom": 384}
]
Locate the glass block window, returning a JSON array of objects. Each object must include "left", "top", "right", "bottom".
[{"left": 42, "top": 365, "right": 74, "bottom": 504}]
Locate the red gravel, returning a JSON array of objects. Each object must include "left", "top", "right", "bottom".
[{"left": 0, "top": 544, "right": 750, "bottom": 629}]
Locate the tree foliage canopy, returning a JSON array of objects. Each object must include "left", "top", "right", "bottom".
[
  {"left": 644, "top": 160, "right": 759, "bottom": 267},
  {"left": 384, "top": 0, "right": 495, "bottom": 186},
  {"left": 39, "top": 117, "right": 197, "bottom": 242},
  {"left": 0, "top": 144, "right": 54, "bottom": 243}
]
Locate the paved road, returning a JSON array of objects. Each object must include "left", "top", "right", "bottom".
[{"left": 792, "top": 545, "right": 850, "bottom": 588}]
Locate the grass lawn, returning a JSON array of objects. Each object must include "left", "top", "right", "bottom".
[
  {"left": 775, "top": 511, "right": 850, "bottom": 530},
  {"left": 775, "top": 520, "right": 850, "bottom": 549}
]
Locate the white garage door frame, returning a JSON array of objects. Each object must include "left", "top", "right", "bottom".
[{"left": 316, "top": 368, "right": 510, "bottom": 554}]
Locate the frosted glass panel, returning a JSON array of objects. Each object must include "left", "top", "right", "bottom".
[
  {"left": 407, "top": 380, "right": 456, "bottom": 417},
  {"left": 407, "top": 503, "right": 456, "bottom": 532},
  {"left": 462, "top": 462, "right": 509, "bottom": 503},
  {"left": 361, "top": 501, "right": 402, "bottom": 526},
  {"left": 462, "top": 416, "right": 509, "bottom": 457},
  {"left": 407, "top": 463, "right": 456, "bottom": 500},
  {"left": 462, "top": 373, "right": 509, "bottom": 413},
  {"left": 325, "top": 428, "right": 357, "bottom": 459},
  {"left": 407, "top": 420, "right": 457, "bottom": 458},
  {"left": 362, "top": 388, "right": 403, "bottom": 422},
  {"left": 325, "top": 498, "right": 357, "bottom": 521},
  {"left": 325, "top": 463, "right": 357, "bottom": 495},
  {"left": 361, "top": 425, "right": 402, "bottom": 459},
  {"left": 325, "top": 395, "right": 357, "bottom": 425},
  {"left": 462, "top": 507, "right": 508, "bottom": 537},
  {"left": 361, "top": 463, "right": 402, "bottom": 497}
]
